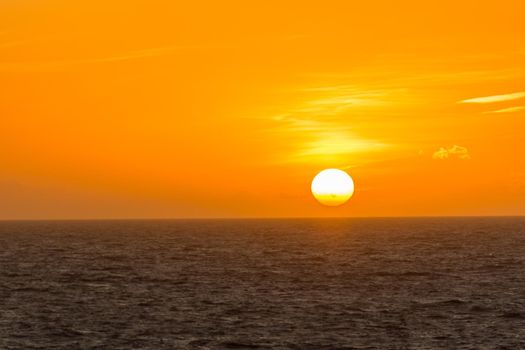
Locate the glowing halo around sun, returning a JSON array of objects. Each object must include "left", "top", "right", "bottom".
[{"left": 311, "top": 169, "right": 355, "bottom": 206}]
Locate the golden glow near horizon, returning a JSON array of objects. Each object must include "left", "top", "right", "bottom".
[
  {"left": 311, "top": 169, "right": 354, "bottom": 206},
  {"left": 0, "top": 0, "right": 524, "bottom": 219}
]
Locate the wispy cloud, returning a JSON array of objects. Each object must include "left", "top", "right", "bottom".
[
  {"left": 293, "top": 85, "right": 398, "bottom": 117},
  {"left": 268, "top": 85, "right": 396, "bottom": 164},
  {"left": 433, "top": 145, "right": 470, "bottom": 160},
  {"left": 485, "top": 106, "right": 525, "bottom": 114},
  {"left": 459, "top": 91, "right": 525, "bottom": 104}
]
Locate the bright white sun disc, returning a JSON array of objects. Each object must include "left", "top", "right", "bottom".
[{"left": 311, "top": 169, "right": 354, "bottom": 206}]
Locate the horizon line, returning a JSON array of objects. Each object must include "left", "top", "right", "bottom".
[{"left": 0, "top": 215, "right": 524, "bottom": 222}]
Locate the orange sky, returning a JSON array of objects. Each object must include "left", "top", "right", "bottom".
[{"left": 1, "top": 0, "right": 524, "bottom": 219}]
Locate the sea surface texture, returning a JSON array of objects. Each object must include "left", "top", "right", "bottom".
[{"left": 0, "top": 218, "right": 524, "bottom": 349}]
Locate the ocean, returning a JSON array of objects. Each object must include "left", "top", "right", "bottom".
[{"left": 0, "top": 217, "right": 524, "bottom": 349}]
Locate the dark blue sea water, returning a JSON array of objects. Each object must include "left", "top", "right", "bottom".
[{"left": 0, "top": 217, "right": 524, "bottom": 349}]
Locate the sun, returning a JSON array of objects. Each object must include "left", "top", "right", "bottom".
[{"left": 311, "top": 169, "right": 355, "bottom": 206}]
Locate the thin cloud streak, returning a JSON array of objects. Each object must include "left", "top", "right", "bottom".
[
  {"left": 459, "top": 91, "right": 525, "bottom": 104},
  {"left": 485, "top": 106, "right": 525, "bottom": 113}
]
